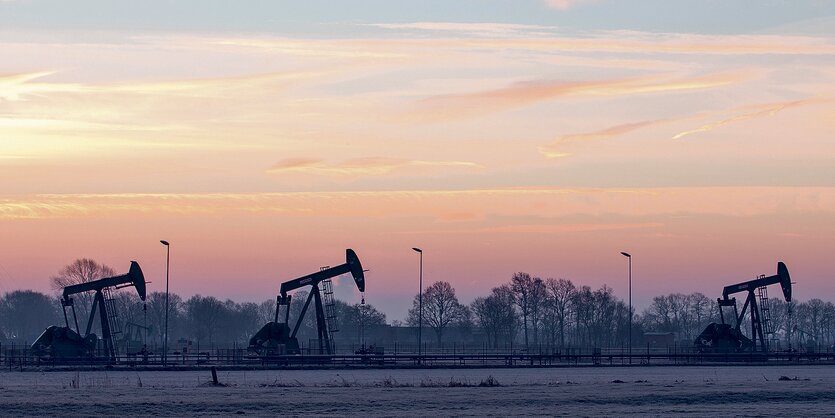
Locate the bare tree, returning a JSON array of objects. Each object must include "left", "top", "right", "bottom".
[
  {"left": 642, "top": 294, "right": 675, "bottom": 333},
  {"left": 472, "top": 285, "right": 519, "bottom": 348},
  {"left": 545, "top": 278, "right": 576, "bottom": 348},
  {"left": 528, "top": 277, "right": 547, "bottom": 347},
  {"left": 824, "top": 302, "right": 835, "bottom": 346},
  {"left": 112, "top": 291, "right": 147, "bottom": 331},
  {"left": 589, "top": 286, "right": 616, "bottom": 347},
  {"left": 686, "top": 292, "right": 715, "bottom": 339},
  {"left": 407, "top": 281, "right": 468, "bottom": 345},
  {"left": 230, "top": 301, "right": 262, "bottom": 343},
  {"left": 50, "top": 258, "right": 116, "bottom": 333},
  {"left": 510, "top": 272, "right": 536, "bottom": 348},
  {"left": 796, "top": 298, "right": 827, "bottom": 346},
  {"left": 641, "top": 292, "right": 719, "bottom": 343},
  {"left": 145, "top": 291, "right": 183, "bottom": 346},
  {"left": 571, "top": 285, "right": 592, "bottom": 346},
  {"left": 184, "top": 295, "right": 226, "bottom": 346},
  {"left": 0, "top": 290, "right": 60, "bottom": 342},
  {"left": 338, "top": 301, "right": 387, "bottom": 344},
  {"left": 770, "top": 299, "right": 791, "bottom": 339}
]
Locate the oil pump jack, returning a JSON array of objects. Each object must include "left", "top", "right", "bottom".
[
  {"left": 249, "top": 249, "right": 365, "bottom": 355},
  {"left": 31, "top": 261, "right": 146, "bottom": 361},
  {"left": 695, "top": 262, "right": 792, "bottom": 353}
]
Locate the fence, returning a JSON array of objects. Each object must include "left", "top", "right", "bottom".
[{"left": 3, "top": 341, "right": 834, "bottom": 369}]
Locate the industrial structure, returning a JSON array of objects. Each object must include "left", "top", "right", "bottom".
[
  {"left": 249, "top": 249, "right": 365, "bottom": 355},
  {"left": 31, "top": 261, "right": 147, "bottom": 361},
  {"left": 695, "top": 262, "right": 792, "bottom": 353}
]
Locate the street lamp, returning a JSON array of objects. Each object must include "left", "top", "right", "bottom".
[
  {"left": 412, "top": 247, "right": 423, "bottom": 361},
  {"left": 620, "top": 251, "right": 632, "bottom": 364},
  {"left": 161, "top": 240, "right": 170, "bottom": 367}
]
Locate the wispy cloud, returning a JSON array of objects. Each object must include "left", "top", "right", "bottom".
[
  {"left": 148, "top": 32, "right": 835, "bottom": 63},
  {"left": 188, "top": 37, "right": 408, "bottom": 59},
  {"left": 0, "top": 71, "right": 72, "bottom": 101},
  {"left": 539, "top": 97, "right": 826, "bottom": 157},
  {"left": 408, "top": 72, "right": 751, "bottom": 121},
  {"left": 672, "top": 98, "right": 822, "bottom": 140},
  {"left": 266, "top": 158, "right": 484, "bottom": 177},
  {"left": 468, "top": 222, "right": 662, "bottom": 234},
  {"left": 544, "top": 0, "right": 600, "bottom": 10},
  {"left": 0, "top": 68, "right": 334, "bottom": 148},
  {"left": 3, "top": 187, "right": 832, "bottom": 221},
  {"left": 365, "top": 22, "right": 555, "bottom": 37},
  {"left": 539, "top": 119, "right": 670, "bottom": 158},
  {"left": 1, "top": 69, "right": 324, "bottom": 102},
  {"left": 454, "top": 35, "right": 835, "bottom": 56}
]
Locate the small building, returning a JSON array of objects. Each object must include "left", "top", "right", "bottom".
[{"left": 643, "top": 332, "right": 675, "bottom": 349}]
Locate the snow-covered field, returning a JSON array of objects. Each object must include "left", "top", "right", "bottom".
[{"left": 1, "top": 366, "right": 834, "bottom": 416}]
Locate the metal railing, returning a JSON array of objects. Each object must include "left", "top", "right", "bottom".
[{"left": 3, "top": 342, "right": 834, "bottom": 370}]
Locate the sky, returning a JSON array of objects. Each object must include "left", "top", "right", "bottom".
[{"left": 2, "top": 0, "right": 835, "bottom": 321}]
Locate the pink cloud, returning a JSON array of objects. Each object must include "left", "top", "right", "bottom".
[
  {"left": 672, "top": 98, "right": 823, "bottom": 140},
  {"left": 545, "top": 0, "right": 600, "bottom": 10},
  {"left": 539, "top": 119, "right": 670, "bottom": 158},
  {"left": 266, "top": 157, "right": 483, "bottom": 177},
  {"left": 408, "top": 72, "right": 750, "bottom": 122}
]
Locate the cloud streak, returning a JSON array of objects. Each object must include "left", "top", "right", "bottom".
[
  {"left": 672, "top": 98, "right": 822, "bottom": 140},
  {"left": 409, "top": 72, "right": 751, "bottom": 121},
  {"left": 0, "top": 69, "right": 324, "bottom": 102},
  {"left": 365, "top": 22, "right": 555, "bottom": 37},
  {"left": 545, "top": 0, "right": 600, "bottom": 10},
  {"left": 455, "top": 34, "right": 835, "bottom": 56},
  {"left": 2, "top": 187, "right": 834, "bottom": 220},
  {"left": 539, "top": 97, "right": 826, "bottom": 158},
  {"left": 539, "top": 119, "right": 670, "bottom": 158},
  {"left": 266, "top": 157, "right": 484, "bottom": 177}
]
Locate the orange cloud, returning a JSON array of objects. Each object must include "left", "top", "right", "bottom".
[
  {"left": 144, "top": 31, "right": 835, "bottom": 59},
  {"left": 0, "top": 68, "right": 325, "bottom": 105},
  {"left": 266, "top": 157, "right": 484, "bottom": 177},
  {"left": 539, "top": 119, "right": 670, "bottom": 158},
  {"left": 457, "top": 35, "right": 835, "bottom": 56},
  {"left": 438, "top": 211, "right": 482, "bottom": 222},
  {"left": 538, "top": 97, "right": 826, "bottom": 158},
  {"left": 409, "top": 72, "right": 750, "bottom": 121},
  {"left": 672, "top": 98, "right": 823, "bottom": 140},
  {"left": 3, "top": 187, "right": 833, "bottom": 221}
]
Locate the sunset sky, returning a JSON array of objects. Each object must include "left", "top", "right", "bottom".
[{"left": 2, "top": 0, "right": 835, "bottom": 320}]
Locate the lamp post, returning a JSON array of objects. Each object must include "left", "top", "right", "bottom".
[
  {"left": 620, "top": 251, "right": 632, "bottom": 364},
  {"left": 160, "top": 240, "right": 170, "bottom": 367},
  {"left": 412, "top": 247, "right": 423, "bottom": 362}
]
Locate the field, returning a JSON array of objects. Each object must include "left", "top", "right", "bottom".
[{"left": 1, "top": 365, "right": 834, "bottom": 416}]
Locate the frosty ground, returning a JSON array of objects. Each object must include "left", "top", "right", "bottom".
[{"left": 1, "top": 365, "right": 833, "bottom": 416}]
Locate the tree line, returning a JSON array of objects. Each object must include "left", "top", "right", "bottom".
[
  {"left": 414, "top": 272, "right": 835, "bottom": 351},
  {"left": 1, "top": 259, "right": 833, "bottom": 352},
  {"left": 0, "top": 259, "right": 387, "bottom": 350}
]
